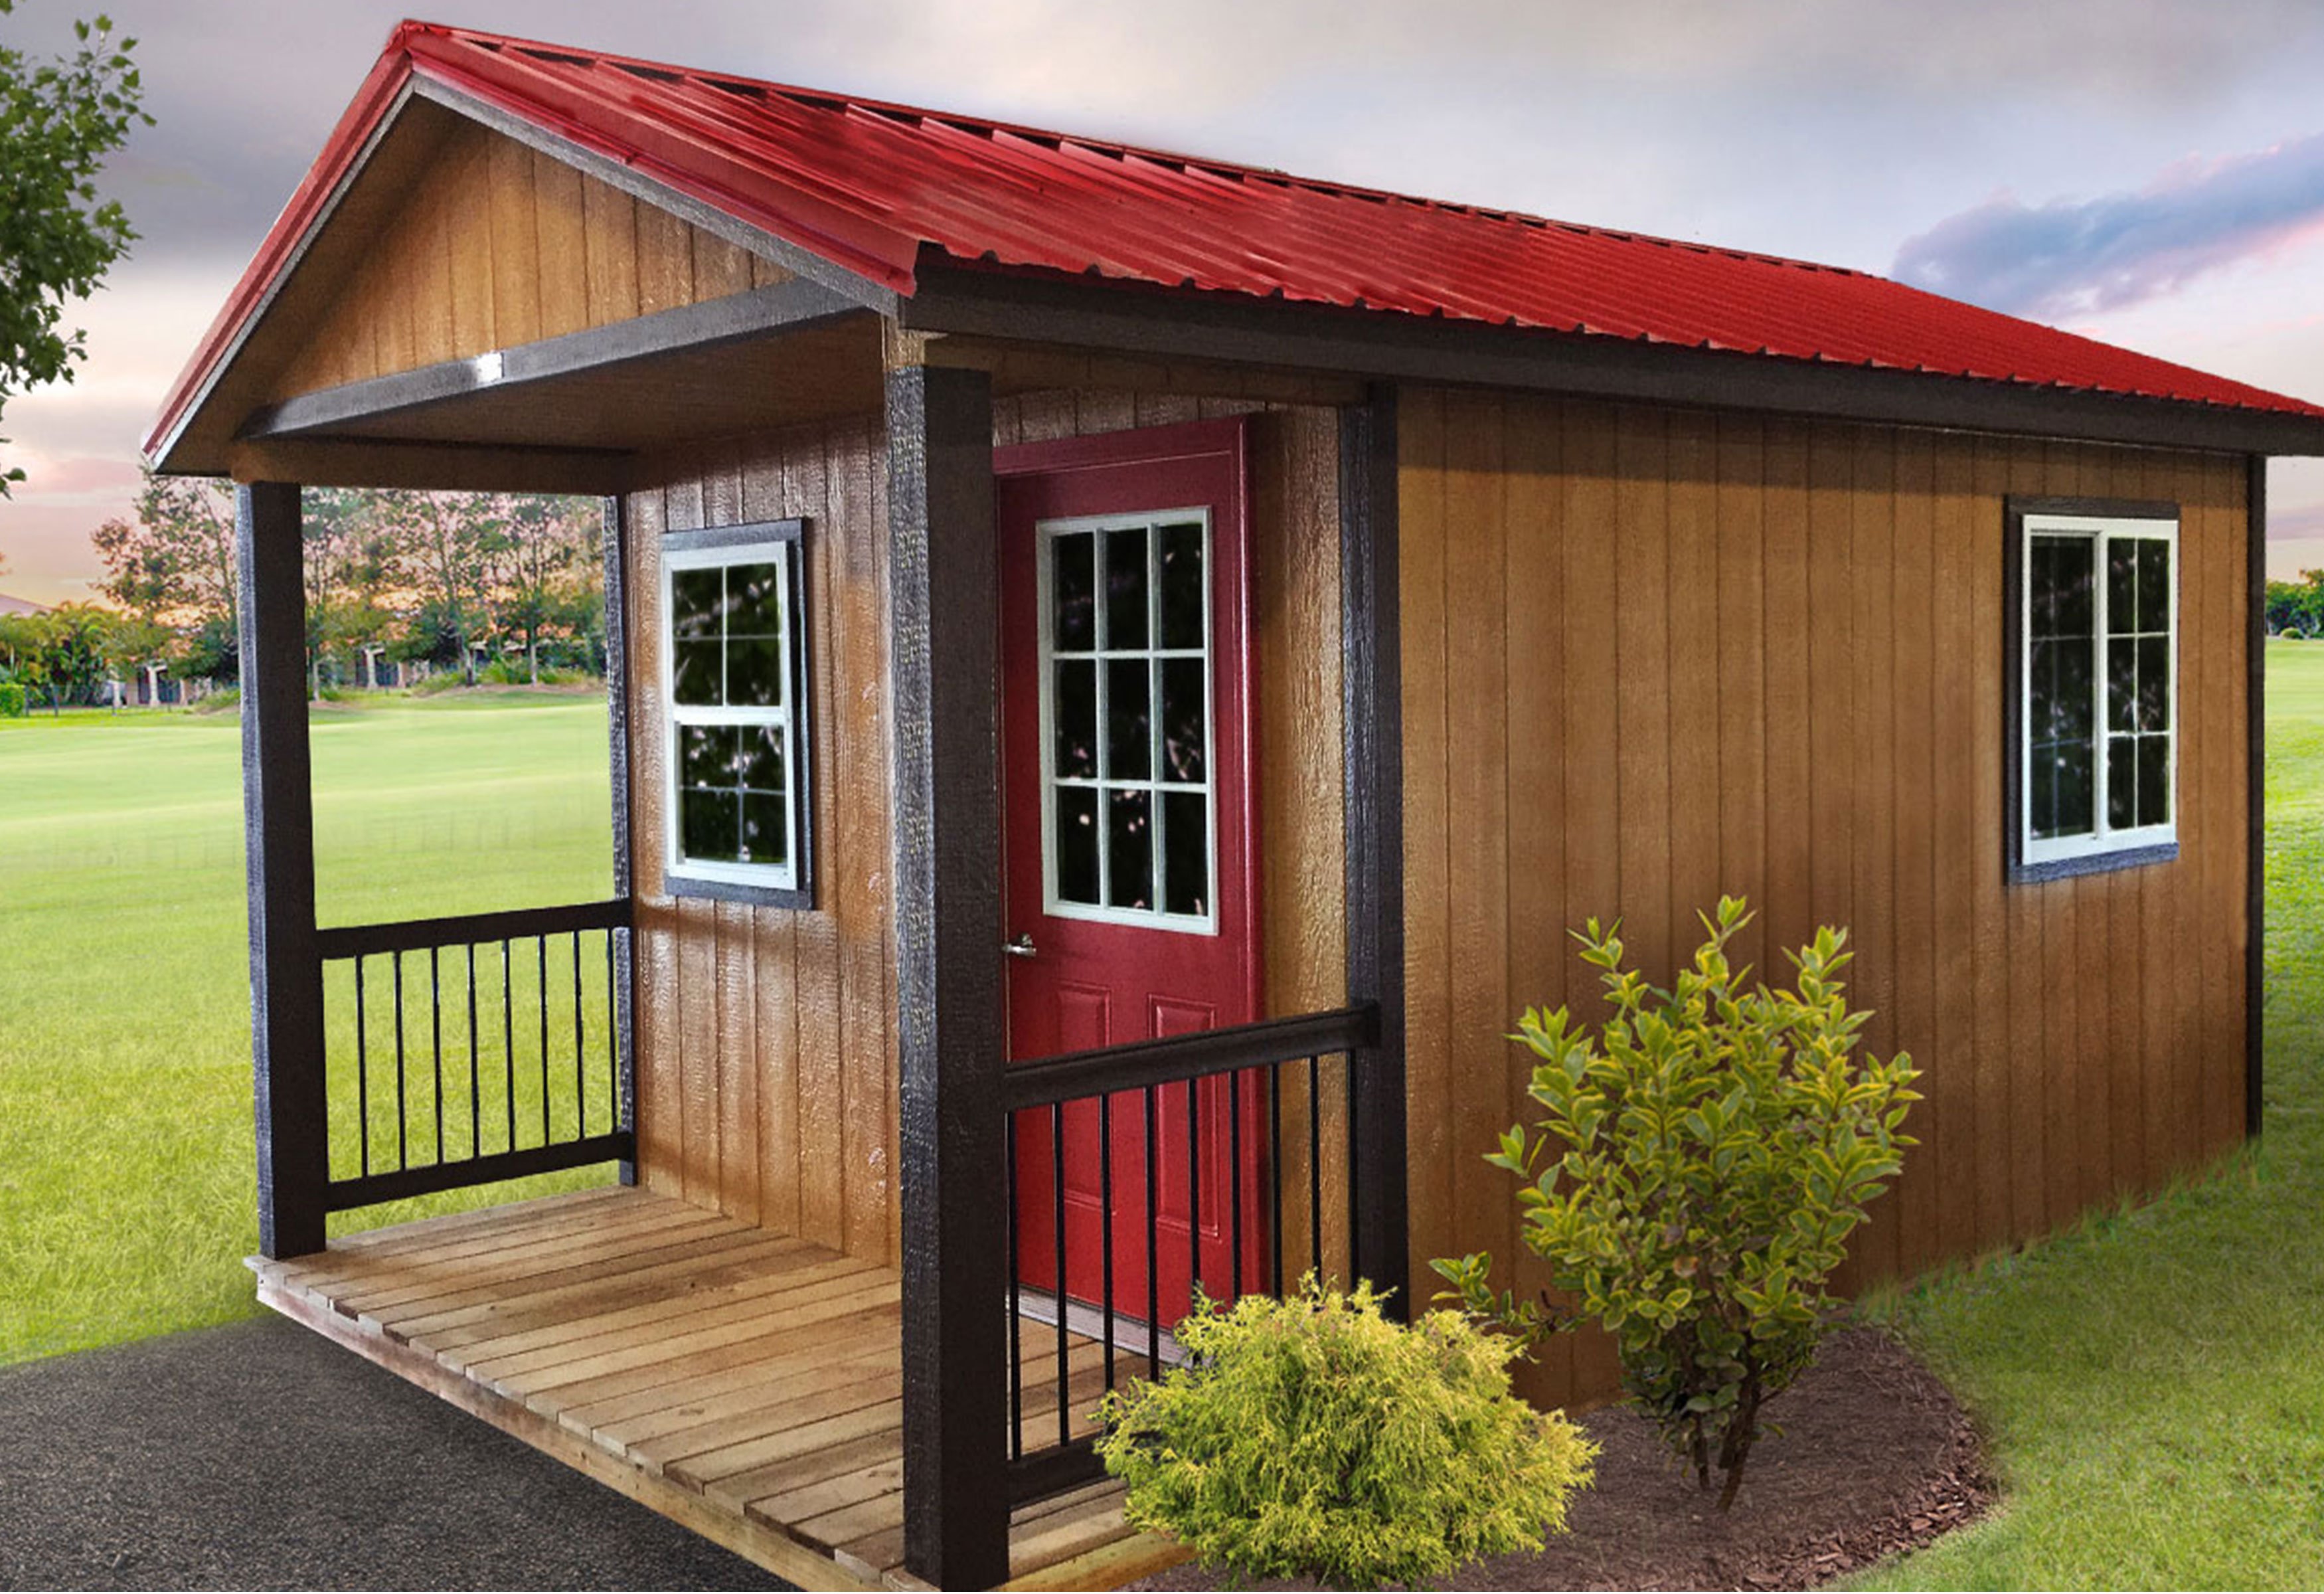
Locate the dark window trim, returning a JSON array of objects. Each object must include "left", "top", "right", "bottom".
[
  {"left": 2003, "top": 494, "right": 2181, "bottom": 885},
  {"left": 661, "top": 515, "right": 816, "bottom": 912}
]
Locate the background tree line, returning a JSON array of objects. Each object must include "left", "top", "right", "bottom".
[
  {"left": 2267, "top": 571, "right": 2324, "bottom": 638},
  {"left": 0, "top": 478, "right": 605, "bottom": 709}
]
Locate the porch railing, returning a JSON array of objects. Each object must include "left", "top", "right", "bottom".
[
  {"left": 998, "top": 1002, "right": 1382, "bottom": 1504},
  {"left": 315, "top": 898, "right": 635, "bottom": 1211}
]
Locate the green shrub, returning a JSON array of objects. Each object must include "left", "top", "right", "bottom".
[
  {"left": 0, "top": 682, "right": 25, "bottom": 719},
  {"left": 1093, "top": 1278, "right": 1596, "bottom": 1587},
  {"left": 1434, "top": 896, "right": 1920, "bottom": 1511}
]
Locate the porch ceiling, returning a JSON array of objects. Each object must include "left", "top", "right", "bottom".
[{"left": 226, "top": 311, "right": 884, "bottom": 488}]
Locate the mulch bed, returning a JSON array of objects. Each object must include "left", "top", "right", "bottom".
[{"left": 1131, "top": 1327, "right": 1991, "bottom": 1592}]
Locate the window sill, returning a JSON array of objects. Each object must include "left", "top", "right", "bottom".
[
  {"left": 2009, "top": 841, "right": 2178, "bottom": 885},
  {"left": 666, "top": 872, "right": 815, "bottom": 911}
]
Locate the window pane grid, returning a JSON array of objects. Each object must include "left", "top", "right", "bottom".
[
  {"left": 664, "top": 539, "right": 803, "bottom": 892},
  {"left": 1040, "top": 511, "right": 1216, "bottom": 929},
  {"left": 2022, "top": 517, "right": 2173, "bottom": 867}
]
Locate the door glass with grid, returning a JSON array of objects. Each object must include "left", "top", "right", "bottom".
[{"left": 1040, "top": 511, "right": 1215, "bottom": 931}]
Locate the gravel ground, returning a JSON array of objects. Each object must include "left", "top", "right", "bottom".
[{"left": 0, "top": 1316, "right": 789, "bottom": 1591}]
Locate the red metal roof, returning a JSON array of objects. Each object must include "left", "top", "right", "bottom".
[{"left": 147, "top": 19, "right": 2324, "bottom": 460}]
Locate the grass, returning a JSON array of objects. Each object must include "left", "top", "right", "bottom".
[
  {"left": 1852, "top": 636, "right": 2324, "bottom": 1589},
  {"left": 0, "top": 690, "right": 616, "bottom": 1366}
]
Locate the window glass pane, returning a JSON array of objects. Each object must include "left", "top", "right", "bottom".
[
  {"left": 1163, "top": 790, "right": 1208, "bottom": 917},
  {"left": 2107, "top": 541, "right": 2137, "bottom": 636},
  {"left": 2108, "top": 733, "right": 2137, "bottom": 830},
  {"left": 2031, "top": 743, "right": 2056, "bottom": 839},
  {"left": 1055, "top": 786, "right": 1100, "bottom": 905},
  {"left": 2033, "top": 638, "right": 2092, "bottom": 744},
  {"left": 1106, "top": 658, "right": 1152, "bottom": 780},
  {"left": 2137, "top": 735, "right": 2170, "bottom": 828},
  {"left": 727, "top": 636, "right": 786, "bottom": 709},
  {"left": 671, "top": 569, "right": 724, "bottom": 640},
  {"left": 739, "top": 724, "right": 785, "bottom": 792},
  {"left": 1054, "top": 660, "right": 1097, "bottom": 780},
  {"left": 2137, "top": 539, "right": 2170, "bottom": 634},
  {"left": 1053, "top": 531, "right": 1096, "bottom": 652},
  {"left": 2051, "top": 737, "right": 2094, "bottom": 838},
  {"left": 672, "top": 640, "right": 722, "bottom": 707},
  {"left": 2137, "top": 636, "right": 2169, "bottom": 731},
  {"left": 1106, "top": 787, "right": 1153, "bottom": 910},
  {"left": 1104, "top": 526, "right": 1149, "bottom": 650},
  {"left": 740, "top": 791, "right": 788, "bottom": 868},
  {"left": 681, "top": 788, "right": 741, "bottom": 863},
  {"left": 2106, "top": 637, "right": 2136, "bottom": 735},
  {"left": 1161, "top": 658, "right": 1206, "bottom": 783},
  {"left": 681, "top": 724, "right": 734, "bottom": 789},
  {"left": 727, "top": 561, "right": 786, "bottom": 638},
  {"left": 2034, "top": 535, "right": 2094, "bottom": 640},
  {"left": 1158, "top": 522, "right": 1204, "bottom": 649}
]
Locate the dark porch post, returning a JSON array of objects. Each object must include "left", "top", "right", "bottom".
[
  {"left": 1341, "top": 386, "right": 1411, "bottom": 1315},
  {"left": 887, "top": 359, "right": 1011, "bottom": 1588},
  {"left": 603, "top": 493, "right": 639, "bottom": 1185},
  {"left": 238, "top": 480, "right": 328, "bottom": 1259}
]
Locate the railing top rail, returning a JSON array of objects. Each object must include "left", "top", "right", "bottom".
[
  {"left": 1001, "top": 1003, "right": 1378, "bottom": 1111},
  {"left": 315, "top": 897, "right": 632, "bottom": 961}
]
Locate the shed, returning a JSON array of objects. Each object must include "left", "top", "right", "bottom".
[{"left": 151, "top": 21, "right": 2324, "bottom": 1589}]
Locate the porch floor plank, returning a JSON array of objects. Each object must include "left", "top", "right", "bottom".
[{"left": 249, "top": 1187, "right": 1176, "bottom": 1589}]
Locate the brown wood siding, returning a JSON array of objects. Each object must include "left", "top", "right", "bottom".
[
  {"left": 1399, "top": 391, "right": 2252, "bottom": 1407},
  {"left": 270, "top": 117, "right": 790, "bottom": 402},
  {"left": 625, "top": 422, "right": 896, "bottom": 1265}
]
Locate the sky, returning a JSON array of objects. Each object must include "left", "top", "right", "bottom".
[{"left": 5, "top": 0, "right": 2324, "bottom": 605}]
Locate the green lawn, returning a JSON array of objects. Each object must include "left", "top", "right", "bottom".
[
  {"left": 0, "top": 691, "right": 617, "bottom": 1365},
  {"left": 1855, "top": 637, "right": 2324, "bottom": 1590},
  {"left": 7, "top": 660, "right": 2324, "bottom": 1585}
]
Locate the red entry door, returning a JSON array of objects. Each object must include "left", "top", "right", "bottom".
[{"left": 998, "top": 419, "right": 1263, "bottom": 1337}]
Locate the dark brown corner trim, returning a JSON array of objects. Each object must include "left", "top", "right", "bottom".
[{"left": 900, "top": 262, "right": 2324, "bottom": 458}]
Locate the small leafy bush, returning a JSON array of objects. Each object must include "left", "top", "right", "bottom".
[
  {"left": 1434, "top": 897, "right": 1920, "bottom": 1510},
  {"left": 1093, "top": 1278, "right": 1595, "bottom": 1588},
  {"left": 0, "top": 682, "right": 25, "bottom": 718}
]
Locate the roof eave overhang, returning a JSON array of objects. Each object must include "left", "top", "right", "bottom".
[
  {"left": 900, "top": 256, "right": 2324, "bottom": 458},
  {"left": 143, "top": 38, "right": 906, "bottom": 476}
]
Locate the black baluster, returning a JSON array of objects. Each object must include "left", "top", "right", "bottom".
[
  {"left": 605, "top": 930, "right": 618, "bottom": 1134},
  {"left": 392, "top": 950, "right": 407, "bottom": 1172},
  {"left": 1052, "top": 1101, "right": 1069, "bottom": 1451},
  {"left": 1308, "top": 1053, "right": 1323, "bottom": 1283},
  {"left": 1143, "top": 1084, "right": 1159, "bottom": 1379},
  {"left": 1006, "top": 1114, "right": 1023, "bottom": 1460},
  {"left": 1268, "top": 1063, "right": 1284, "bottom": 1296},
  {"left": 572, "top": 930, "right": 585, "bottom": 1138},
  {"left": 430, "top": 946, "right": 444, "bottom": 1165},
  {"left": 353, "top": 956, "right": 370, "bottom": 1178},
  {"left": 1186, "top": 1077, "right": 1201, "bottom": 1308},
  {"left": 1229, "top": 1068, "right": 1245, "bottom": 1300},
  {"left": 1099, "top": 1091, "right": 1116, "bottom": 1393},
  {"left": 502, "top": 939, "right": 515, "bottom": 1151},
  {"left": 466, "top": 943, "right": 480, "bottom": 1160},
  {"left": 537, "top": 936, "right": 550, "bottom": 1146}
]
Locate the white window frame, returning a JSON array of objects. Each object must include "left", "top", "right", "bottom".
[
  {"left": 659, "top": 522, "right": 811, "bottom": 905},
  {"left": 2017, "top": 507, "right": 2179, "bottom": 873},
  {"left": 1036, "top": 507, "right": 1220, "bottom": 934}
]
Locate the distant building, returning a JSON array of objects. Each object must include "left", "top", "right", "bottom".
[{"left": 0, "top": 593, "right": 48, "bottom": 618}]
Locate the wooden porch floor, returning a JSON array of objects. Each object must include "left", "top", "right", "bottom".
[{"left": 248, "top": 1186, "right": 1185, "bottom": 1591}]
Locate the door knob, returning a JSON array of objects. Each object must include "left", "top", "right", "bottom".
[{"left": 1004, "top": 933, "right": 1037, "bottom": 959}]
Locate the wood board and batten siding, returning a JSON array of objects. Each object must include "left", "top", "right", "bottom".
[
  {"left": 1398, "top": 389, "right": 2252, "bottom": 1410},
  {"left": 624, "top": 422, "right": 901, "bottom": 1267},
  {"left": 621, "top": 390, "right": 1351, "bottom": 1271},
  {"left": 269, "top": 115, "right": 789, "bottom": 402}
]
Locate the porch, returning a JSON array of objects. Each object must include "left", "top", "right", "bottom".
[{"left": 249, "top": 1186, "right": 1157, "bottom": 1590}]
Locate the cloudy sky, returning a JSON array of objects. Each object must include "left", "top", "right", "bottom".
[{"left": 5, "top": 0, "right": 2324, "bottom": 604}]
